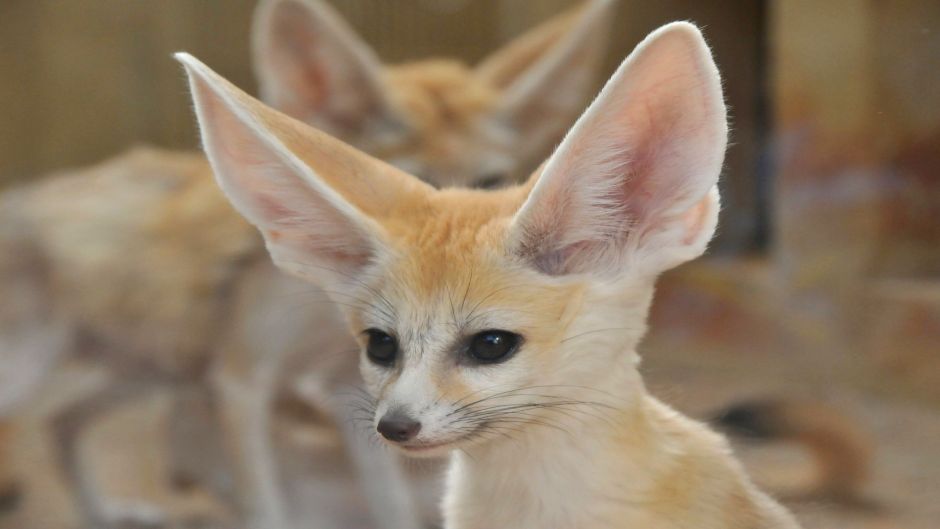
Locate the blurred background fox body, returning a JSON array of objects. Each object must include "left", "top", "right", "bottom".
[{"left": 0, "top": 1, "right": 616, "bottom": 527}]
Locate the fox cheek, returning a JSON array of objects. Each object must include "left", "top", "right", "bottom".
[{"left": 359, "top": 360, "right": 393, "bottom": 397}]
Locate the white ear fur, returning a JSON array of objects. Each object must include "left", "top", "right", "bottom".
[
  {"left": 509, "top": 22, "right": 727, "bottom": 278},
  {"left": 482, "top": 0, "right": 617, "bottom": 160},
  {"left": 251, "top": 0, "right": 403, "bottom": 134},
  {"left": 177, "top": 52, "right": 387, "bottom": 286}
]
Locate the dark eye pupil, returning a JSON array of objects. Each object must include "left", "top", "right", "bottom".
[
  {"left": 366, "top": 329, "right": 397, "bottom": 366},
  {"left": 469, "top": 330, "right": 520, "bottom": 363}
]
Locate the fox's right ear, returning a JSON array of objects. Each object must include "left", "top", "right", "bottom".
[
  {"left": 507, "top": 23, "right": 727, "bottom": 279},
  {"left": 251, "top": 0, "right": 404, "bottom": 135},
  {"left": 177, "top": 53, "right": 421, "bottom": 288}
]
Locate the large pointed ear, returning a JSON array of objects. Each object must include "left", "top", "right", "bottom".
[
  {"left": 176, "top": 53, "right": 428, "bottom": 287},
  {"left": 251, "top": 0, "right": 405, "bottom": 135},
  {"left": 477, "top": 0, "right": 617, "bottom": 161},
  {"left": 507, "top": 22, "right": 727, "bottom": 279}
]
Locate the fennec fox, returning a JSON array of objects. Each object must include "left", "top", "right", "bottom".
[
  {"left": 180, "top": 20, "right": 802, "bottom": 529},
  {"left": 0, "top": 1, "right": 614, "bottom": 528}
]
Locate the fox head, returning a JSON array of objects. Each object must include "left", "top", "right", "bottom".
[
  {"left": 252, "top": 0, "right": 615, "bottom": 189},
  {"left": 180, "top": 21, "right": 726, "bottom": 457}
]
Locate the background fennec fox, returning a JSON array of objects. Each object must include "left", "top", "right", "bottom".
[
  {"left": 0, "top": 0, "right": 615, "bottom": 527},
  {"left": 180, "top": 21, "right": 804, "bottom": 529}
]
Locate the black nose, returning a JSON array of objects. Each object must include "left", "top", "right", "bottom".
[{"left": 376, "top": 413, "right": 422, "bottom": 443}]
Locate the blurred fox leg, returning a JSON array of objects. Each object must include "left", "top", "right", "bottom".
[
  {"left": 166, "top": 384, "right": 235, "bottom": 507},
  {"left": 51, "top": 374, "right": 165, "bottom": 529},
  {"left": 213, "top": 367, "right": 288, "bottom": 529},
  {"left": 0, "top": 193, "right": 71, "bottom": 516}
]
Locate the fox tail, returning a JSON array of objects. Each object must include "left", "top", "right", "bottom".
[{"left": 712, "top": 398, "right": 873, "bottom": 499}]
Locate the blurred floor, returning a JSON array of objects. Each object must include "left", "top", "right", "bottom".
[{"left": 1, "top": 272, "right": 938, "bottom": 529}]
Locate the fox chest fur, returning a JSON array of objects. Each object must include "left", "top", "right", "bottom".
[{"left": 444, "top": 396, "right": 796, "bottom": 529}]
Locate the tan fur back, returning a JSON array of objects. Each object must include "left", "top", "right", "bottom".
[{"left": 11, "top": 148, "right": 261, "bottom": 373}]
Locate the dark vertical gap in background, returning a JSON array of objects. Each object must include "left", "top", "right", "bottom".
[
  {"left": 0, "top": 0, "right": 41, "bottom": 184},
  {"left": 752, "top": 0, "right": 773, "bottom": 253}
]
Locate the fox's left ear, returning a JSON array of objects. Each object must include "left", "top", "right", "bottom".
[
  {"left": 251, "top": 0, "right": 404, "bottom": 135},
  {"left": 477, "top": 0, "right": 617, "bottom": 162},
  {"left": 176, "top": 53, "right": 427, "bottom": 289},
  {"left": 508, "top": 22, "right": 727, "bottom": 278}
]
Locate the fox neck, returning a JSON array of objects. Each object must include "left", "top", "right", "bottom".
[
  {"left": 445, "top": 338, "right": 658, "bottom": 529},
  {"left": 441, "top": 281, "right": 688, "bottom": 528},
  {"left": 439, "top": 280, "right": 800, "bottom": 529},
  {"left": 443, "top": 351, "right": 661, "bottom": 528}
]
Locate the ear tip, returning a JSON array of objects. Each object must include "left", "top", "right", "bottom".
[
  {"left": 642, "top": 21, "right": 722, "bottom": 90},
  {"left": 256, "top": 0, "right": 324, "bottom": 24},
  {"left": 615, "top": 22, "right": 718, "bottom": 88},
  {"left": 173, "top": 52, "right": 201, "bottom": 71},
  {"left": 173, "top": 53, "right": 220, "bottom": 86},
  {"left": 644, "top": 22, "right": 716, "bottom": 64},
  {"left": 649, "top": 21, "right": 708, "bottom": 48}
]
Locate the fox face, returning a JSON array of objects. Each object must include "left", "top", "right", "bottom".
[
  {"left": 253, "top": 0, "right": 615, "bottom": 189},
  {"left": 181, "top": 21, "right": 726, "bottom": 457},
  {"left": 343, "top": 192, "right": 594, "bottom": 456}
]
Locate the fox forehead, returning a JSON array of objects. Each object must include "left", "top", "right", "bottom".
[
  {"left": 381, "top": 186, "right": 526, "bottom": 253},
  {"left": 350, "top": 186, "right": 581, "bottom": 339},
  {"left": 373, "top": 61, "right": 515, "bottom": 185},
  {"left": 384, "top": 60, "right": 500, "bottom": 132}
]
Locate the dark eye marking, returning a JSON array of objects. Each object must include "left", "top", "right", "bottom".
[
  {"left": 471, "top": 173, "right": 508, "bottom": 189},
  {"left": 465, "top": 330, "right": 523, "bottom": 364},
  {"left": 364, "top": 328, "right": 398, "bottom": 367}
]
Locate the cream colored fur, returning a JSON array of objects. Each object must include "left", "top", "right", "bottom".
[{"left": 181, "top": 20, "right": 802, "bottom": 529}]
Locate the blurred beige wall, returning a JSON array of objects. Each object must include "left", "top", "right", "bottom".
[
  {"left": 0, "top": 0, "right": 258, "bottom": 184},
  {"left": 770, "top": 0, "right": 940, "bottom": 402}
]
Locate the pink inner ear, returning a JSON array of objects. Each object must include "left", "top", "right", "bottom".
[
  {"left": 257, "top": 193, "right": 298, "bottom": 220},
  {"left": 681, "top": 192, "right": 712, "bottom": 245},
  {"left": 269, "top": 5, "right": 329, "bottom": 115}
]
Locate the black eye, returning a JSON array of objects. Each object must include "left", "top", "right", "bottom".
[
  {"left": 472, "top": 173, "right": 507, "bottom": 189},
  {"left": 467, "top": 330, "right": 522, "bottom": 364},
  {"left": 364, "top": 329, "right": 398, "bottom": 366}
]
